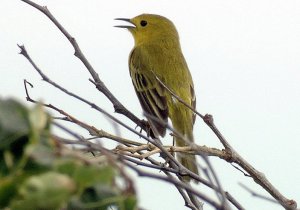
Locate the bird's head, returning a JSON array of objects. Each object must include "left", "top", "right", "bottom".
[{"left": 115, "top": 14, "right": 179, "bottom": 46}]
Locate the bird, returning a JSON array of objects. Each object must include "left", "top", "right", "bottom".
[{"left": 115, "top": 14, "right": 199, "bottom": 181}]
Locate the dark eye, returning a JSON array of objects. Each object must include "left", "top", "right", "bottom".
[{"left": 140, "top": 20, "right": 147, "bottom": 27}]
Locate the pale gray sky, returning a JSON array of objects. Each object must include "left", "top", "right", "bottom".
[{"left": 1, "top": 0, "right": 300, "bottom": 209}]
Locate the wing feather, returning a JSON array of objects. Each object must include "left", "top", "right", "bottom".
[{"left": 129, "top": 47, "right": 168, "bottom": 137}]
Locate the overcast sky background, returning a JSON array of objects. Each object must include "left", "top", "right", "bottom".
[{"left": 1, "top": 0, "right": 300, "bottom": 209}]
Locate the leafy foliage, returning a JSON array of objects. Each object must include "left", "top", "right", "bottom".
[{"left": 0, "top": 98, "right": 137, "bottom": 210}]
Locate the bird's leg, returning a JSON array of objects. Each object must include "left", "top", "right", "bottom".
[
  {"left": 170, "top": 132, "right": 175, "bottom": 146},
  {"left": 168, "top": 132, "right": 177, "bottom": 157},
  {"left": 136, "top": 119, "right": 156, "bottom": 139}
]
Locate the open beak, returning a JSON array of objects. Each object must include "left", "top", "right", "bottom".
[{"left": 114, "top": 18, "right": 136, "bottom": 28}]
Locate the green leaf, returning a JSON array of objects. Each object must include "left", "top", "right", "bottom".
[
  {"left": 10, "top": 172, "right": 75, "bottom": 210},
  {"left": 28, "top": 103, "right": 50, "bottom": 143},
  {"left": 0, "top": 176, "right": 17, "bottom": 207},
  {"left": 55, "top": 159, "right": 80, "bottom": 176},
  {"left": 0, "top": 99, "right": 30, "bottom": 149},
  {"left": 73, "top": 165, "right": 115, "bottom": 188},
  {"left": 124, "top": 195, "right": 137, "bottom": 210},
  {"left": 29, "top": 103, "right": 48, "bottom": 132},
  {"left": 25, "top": 143, "right": 56, "bottom": 168}
]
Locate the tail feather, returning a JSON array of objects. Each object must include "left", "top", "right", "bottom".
[{"left": 175, "top": 135, "right": 199, "bottom": 182}]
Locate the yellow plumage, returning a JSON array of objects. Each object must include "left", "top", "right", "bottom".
[{"left": 116, "top": 14, "right": 198, "bottom": 181}]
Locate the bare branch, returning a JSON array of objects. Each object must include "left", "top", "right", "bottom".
[
  {"left": 23, "top": 78, "right": 210, "bottom": 209},
  {"left": 18, "top": 2, "right": 298, "bottom": 209},
  {"left": 24, "top": 81, "right": 144, "bottom": 147},
  {"left": 20, "top": 0, "right": 149, "bottom": 134},
  {"left": 23, "top": 77, "right": 250, "bottom": 210},
  {"left": 123, "top": 161, "right": 221, "bottom": 209},
  {"left": 18, "top": 44, "right": 205, "bottom": 186},
  {"left": 152, "top": 70, "right": 298, "bottom": 210}
]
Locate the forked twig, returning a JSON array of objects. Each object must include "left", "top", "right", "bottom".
[
  {"left": 153, "top": 71, "right": 297, "bottom": 210},
  {"left": 20, "top": 0, "right": 149, "bottom": 134}
]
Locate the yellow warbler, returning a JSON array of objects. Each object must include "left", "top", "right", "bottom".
[{"left": 115, "top": 14, "right": 198, "bottom": 181}]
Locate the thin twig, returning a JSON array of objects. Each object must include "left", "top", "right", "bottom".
[
  {"left": 123, "top": 161, "right": 221, "bottom": 209},
  {"left": 239, "top": 183, "right": 278, "bottom": 204},
  {"left": 18, "top": 44, "right": 204, "bottom": 189},
  {"left": 24, "top": 77, "right": 245, "bottom": 210},
  {"left": 24, "top": 79, "right": 143, "bottom": 147},
  {"left": 152, "top": 71, "right": 297, "bottom": 210},
  {"left": 20, "top": 0, "right": 149, "bottom": 134},
  {"left": 53, "top": 122, "right": 135, "bottom": 194}
]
